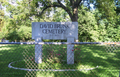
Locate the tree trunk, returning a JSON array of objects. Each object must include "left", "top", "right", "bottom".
[
  {"left": 71, "top": 7, "right": 78, "bottom": 22},
  {"left": 71, "top": 16, "right": 78, "bottom": 22}
]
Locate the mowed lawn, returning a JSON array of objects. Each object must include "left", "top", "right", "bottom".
[{"left": 0, "top": 44, "right": 120, "bottom": 77}]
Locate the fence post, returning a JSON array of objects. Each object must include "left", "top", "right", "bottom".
[
  {"left": 35, "top": 36, "right": 42, "bottom": 64},
  {"left": 67, "top": 36, "right": 74, "bottom": 64}
]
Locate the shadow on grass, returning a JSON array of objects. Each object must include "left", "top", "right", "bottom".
[
  {"left": 0, "top": 44, "right": 120, "bottom": 77},
  {"left": 77, "top": 44, "right": 120, "bottom": 77},
  {"left": 0, "top": 44, "right": 37, "bottom": 77}
]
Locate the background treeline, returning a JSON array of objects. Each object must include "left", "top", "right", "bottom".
[{"left": 0, "top": 0, "right": 120, "bottom": 42}]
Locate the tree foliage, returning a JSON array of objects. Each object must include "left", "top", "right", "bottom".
[
  {"left": 0, "top": 0, "right": 120, "bottom": 42},
  {"left": 28, "top": 0, "right": 83, "bottom": 22},
  {"left": 0, "top": 8, "right": 4, "bottom": 32}
]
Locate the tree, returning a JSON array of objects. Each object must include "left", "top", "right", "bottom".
[
  {"left": 78, "top": 6, "right": 99, "bottom": 42},
  {"left": 95, "top": 0, "right": 118, "bottom": 22},
  {"left": 0, "top": 3, "right": 5, "bottom": 39},
  {"left": 0, "top": 10, "right": 4, "bottom": 31},
  {"left": 0, "top": 0, "right": 120, "bottom": 42},
  {"left": 0, "top": 0, "right": 33, "bottom": 41},
  {"left": 29, "top": 0, "right": 83, "bottom": 22},
  {"left": 0, "top": 3, "right": 4, "bottom": 31},
  {"left": 52, "top": 8, "right": 70, "bottom": 22},
  {"left": 115, "top": 0, "right": 120, "bottom": 14}
]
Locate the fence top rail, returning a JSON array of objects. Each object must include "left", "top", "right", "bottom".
[{"left": 0, "top": 42, "right": 120, "bottom": 45}]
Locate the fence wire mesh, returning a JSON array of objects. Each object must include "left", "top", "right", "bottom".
[{"left": 0, "top": 42, "right": 120, "bottom": 77}]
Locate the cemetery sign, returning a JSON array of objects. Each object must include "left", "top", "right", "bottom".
[
  {"left": 32, "top": 22, "right": 78, "bottom": 40},
  {"left": 32, "top": 22, "right": 78, "bottom": 64}
]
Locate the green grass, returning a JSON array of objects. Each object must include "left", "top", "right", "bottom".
[{"left": 0, "top": 44, "right": 120, "bottom": 77}]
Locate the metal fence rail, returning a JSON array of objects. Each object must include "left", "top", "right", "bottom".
[
  {"left": 1, "top": 42, "right": 120, "bottom": 45},
  {"left": 1, "top": 42, "right": 120, "bottom": 44},
  {"left": 0, "top": 42, "right": 120, "bottom": 77},
  {"left": 0, "top": 42, "right": 101, "bottom": 45}
]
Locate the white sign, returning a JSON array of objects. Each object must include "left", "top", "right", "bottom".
[
  {"left": 32, "top": 22, "right": 78, "bottom": 40},
  {"left": 32, "top": 22, "right": 78, "bottom": 64}
]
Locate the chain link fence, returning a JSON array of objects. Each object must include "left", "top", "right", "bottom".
[{"left": 0, "top": 42, "right": 120, "bottom": 77}]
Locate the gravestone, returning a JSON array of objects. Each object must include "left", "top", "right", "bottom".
[{"left": 32, "top": 22, "right": 78, "bottom": 64}]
